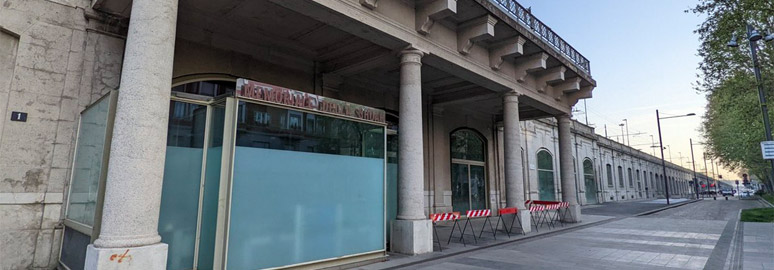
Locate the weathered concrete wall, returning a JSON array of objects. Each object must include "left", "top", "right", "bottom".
[{"left": 0, "top": 0, "right": 124, "bottom": 268}]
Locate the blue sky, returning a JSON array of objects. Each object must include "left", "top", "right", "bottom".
[{"left": 517, "top": 0, "right": 733, "bottom": 178}]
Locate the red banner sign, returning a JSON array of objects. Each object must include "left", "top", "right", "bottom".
[{"left": 236, "top": 79, "right": 386, "bottom": 124}]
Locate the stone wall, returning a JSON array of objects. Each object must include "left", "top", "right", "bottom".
[{"left": 0, "top": 1, "right": 124, "bottom": 268}]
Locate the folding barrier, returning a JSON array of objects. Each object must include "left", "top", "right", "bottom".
[
  {"left": 464, "top": 209, "right": 496, "bottom": 241},
  {"left": 528, "top": 201, "right": 571, "bottom": 228},
  {"left": 430, "top": 212, "right": 461, "bottom": 251},
  {"left": 527, "top": 204, "right": 547, "bottom": 232},
  {"left": 495, "top": 207, "right": 525, "bottom": 238}
]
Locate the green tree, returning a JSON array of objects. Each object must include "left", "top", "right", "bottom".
[{"left": 689, "top": 0, "right": 774, "bottom": 189}]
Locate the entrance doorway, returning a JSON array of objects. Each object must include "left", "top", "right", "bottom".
[{"left": 450, "top": 129, "right": 487, "bottom": 213}]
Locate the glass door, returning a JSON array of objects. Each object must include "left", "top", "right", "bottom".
[
  {"left": 450, "top": 129, "right": 488, "bottom": 213},
  {"left": 451, "top": 163, "right": 471, "bottom": 212}
]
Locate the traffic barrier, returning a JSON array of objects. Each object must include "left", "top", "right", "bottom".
[
  {"left": 495, "top": 207, "right": 525, "bottom": 238},
  {"left": 527, "top": 203, "right": 547, "bottom": 232},
  {"left": 463, "top": 209, "right": 496, "bottom": 241},
  {"left": 430, "top": 212, "right": 461, "bottom": 250}
]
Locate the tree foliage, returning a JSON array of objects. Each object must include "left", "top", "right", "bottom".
[{"left": 689, "top": 0, "right": 774, "bottom": 184}]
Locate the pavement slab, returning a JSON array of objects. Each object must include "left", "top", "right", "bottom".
[{"left": 357, "top": 199, "right": 766, "bottom": 270}]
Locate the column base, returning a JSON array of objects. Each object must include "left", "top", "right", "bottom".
[
  {"left": 562, "top": 204, "right": 582, "bottom": 223},
  {"left": 85, "top": 243, "right": 168, "bottom": 270},
  {"left": 391, "top": 219, "right": 432, "bottom": 255},
  {"left": 504, "top": 210, "right": 531, "bottom": 234}
]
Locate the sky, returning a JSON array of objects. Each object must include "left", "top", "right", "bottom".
[{"left": 517, "top": 0, "right": 737, "bottom": 180}]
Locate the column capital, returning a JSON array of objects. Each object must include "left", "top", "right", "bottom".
[
  {"left": 399, "top": 46, "right": 427, "bottom": 65},
  {"left": 557, "top": 113, "right": 573, "bottom": 122}
]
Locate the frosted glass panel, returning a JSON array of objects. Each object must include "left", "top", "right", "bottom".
[
  {"left": 197, "top": 104, "right": 225, "bottom": 270},
  {"left": 158, "top": 147, "right": 203, "bottom": 270},
  {"left": 159, "top": 101, "right": 207, "bottom": 270},
  {"left": 67, "top": 96, "right": 110, "bottom": 226},
  {"left": 228, "top": 147, "right": 385, "bottom": 269}
]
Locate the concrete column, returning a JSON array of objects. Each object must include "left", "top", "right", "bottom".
[
  {"left": 392, "top": 48, "right": 432, "bottom": 255},
  {"left": 85, "top": 0, "right": 178, "bottom": 268},
  {"left": 502, "top": 92, "right": 531, "bottom": 233},
  {"left": 557, "top": 114, "right": 581, "bottom": 222}
]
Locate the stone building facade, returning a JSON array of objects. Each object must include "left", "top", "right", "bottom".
[{"left": 1, "top": 0, "right": 708, "bottom": 269}]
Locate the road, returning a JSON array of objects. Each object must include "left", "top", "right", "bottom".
[{"left": 395, "top": 199, "right": 765, "bottom": 270}]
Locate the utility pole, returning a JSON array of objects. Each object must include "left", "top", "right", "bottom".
[
  {"left": 703, "top": 153, "right": 711, "bottom": 196},
  {"left": 623, "top": 119, "right": 630, "bottom": 146},
  {"left": 584, "top": 99, "right": 589, "bottom": 126},
  {"left": 690, "top": 139, "right": 700, "bottom": 199}
]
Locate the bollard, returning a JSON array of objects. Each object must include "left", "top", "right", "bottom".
[
  {"left": 725, "top": 196, "right": 728, "bottom": 200},
  {"left": 713, "top": 197, "right": 716, "bottom": 200}
]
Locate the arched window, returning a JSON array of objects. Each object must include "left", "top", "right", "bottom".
[
  {"left": 618, "top": 166, "right": 624, "bottom": 187},
  {"left": 450, "top": 129, "right": 487, "bottom": 213},
  {"left": 583, "top": 159, "right": 597, "bottom": 204},
  {"left": 606, "top": 164, "right": 613, "bottom": 187},
  {"left": 537, "top": 150, "right": 556, "bottom": 201}
]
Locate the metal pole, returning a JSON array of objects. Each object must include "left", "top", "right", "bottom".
[
  {"left": 604, "top": 124, "right": 608, "bottom": 138},
  {"left": 657, "top": 110, "right": 670, "bottom": 205},
  {"left": 703, "top": 153, "right": 710, "bottom": 196},
  {"left": 584, "top": 99, "right": 589, "bottom": 126},
  {"left": 620, "top": 124, "right": 625, "bottom": 144},
  {"left": 625, "top": 119, "right": 630, "bottom": 146},
  {"left": 747, "top": 23, "right": 774, "bottom": 192},
  {"left": 711, "top": 159, "right": 718, "bottom": 194},
  {"left": 690, "top": 139, "right": 700, "bottom": 199},
  {"left": 651, "top": 135, "right": 656, "bottom": 156}
]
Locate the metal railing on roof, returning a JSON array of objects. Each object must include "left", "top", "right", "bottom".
[{"left": 490, "top": 0, "right": 591, "bottom": 74}]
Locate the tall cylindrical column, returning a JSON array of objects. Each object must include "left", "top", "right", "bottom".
[
  {"left": 86, "top": 0, "right": 178, "bottom": 267},
  {"left": 503, "top": 92, "right": 525, "bottom": 208},
  {"left": 96, "top": 0, "right": 179, "bottom": 248},
  {"left": 397, "top": 49, "right": 425, "bottom": 221},
  {"left": 557, "top": 114, "right": 581, "bottom": 222},
  {"left": 391, "top": 48, "right": 432, "bottom": 255},
  {"left": 502, "top": 92, "right": 531, "bottom": 232}
]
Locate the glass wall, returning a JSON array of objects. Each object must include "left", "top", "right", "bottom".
[
  {"left": 537, "top": 150, "right": 555, "bottom": 201},
  {"left": 66, "top": 96, "right": 111, "bottom": 226},
  {"left": 158, "top": 101, "right": 208, "bottom": 270},
  {"left": 197, "top": 104, "right": 224, "bottom": 270},
  {"left": 228, "top": 101, "right": 385, "bottom": 269}
]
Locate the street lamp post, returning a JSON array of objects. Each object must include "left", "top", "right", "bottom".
[
  {"left": 703, "top": 153, "right": 711, "bottom": 197},
  {"left": 728, "top": 24, "right": 774, "bottom": 192},
  {"left": 623, "top": 119, "right": 630, "bottom": 146},
  {"left": 690, "top": 139, "right": 700, "bottom": 199},
  {"left": 657, "top": 110, "right": 696, "bottom": 205}
]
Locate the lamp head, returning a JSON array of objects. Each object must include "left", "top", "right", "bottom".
[
  {"left": 749, "top": 28, "right": 763, "bottom": 41},
  {"left": 728, "top": 33, "right": 739, "bottom": 47},
  {"left": 687, "top": 113, "right": 696, "bottom": 116}
]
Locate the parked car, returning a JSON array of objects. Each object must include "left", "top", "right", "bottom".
[{"left": 721, "top": 190, "right": 733, "bottom": 196}]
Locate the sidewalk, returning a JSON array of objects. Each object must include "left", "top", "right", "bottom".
[
  {"left": 349, "top": 199, "right": 698, "bottom": 270},
  {"left": 741, "top": 222, "right": 774, "bottom": 270}
]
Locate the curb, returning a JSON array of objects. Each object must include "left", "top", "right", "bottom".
[
  {"left": 756, "top": 197, "right": 774, "bottom": 208},
  {"left": 371, "top": 200, "right": 699, "bottom": 270}
]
